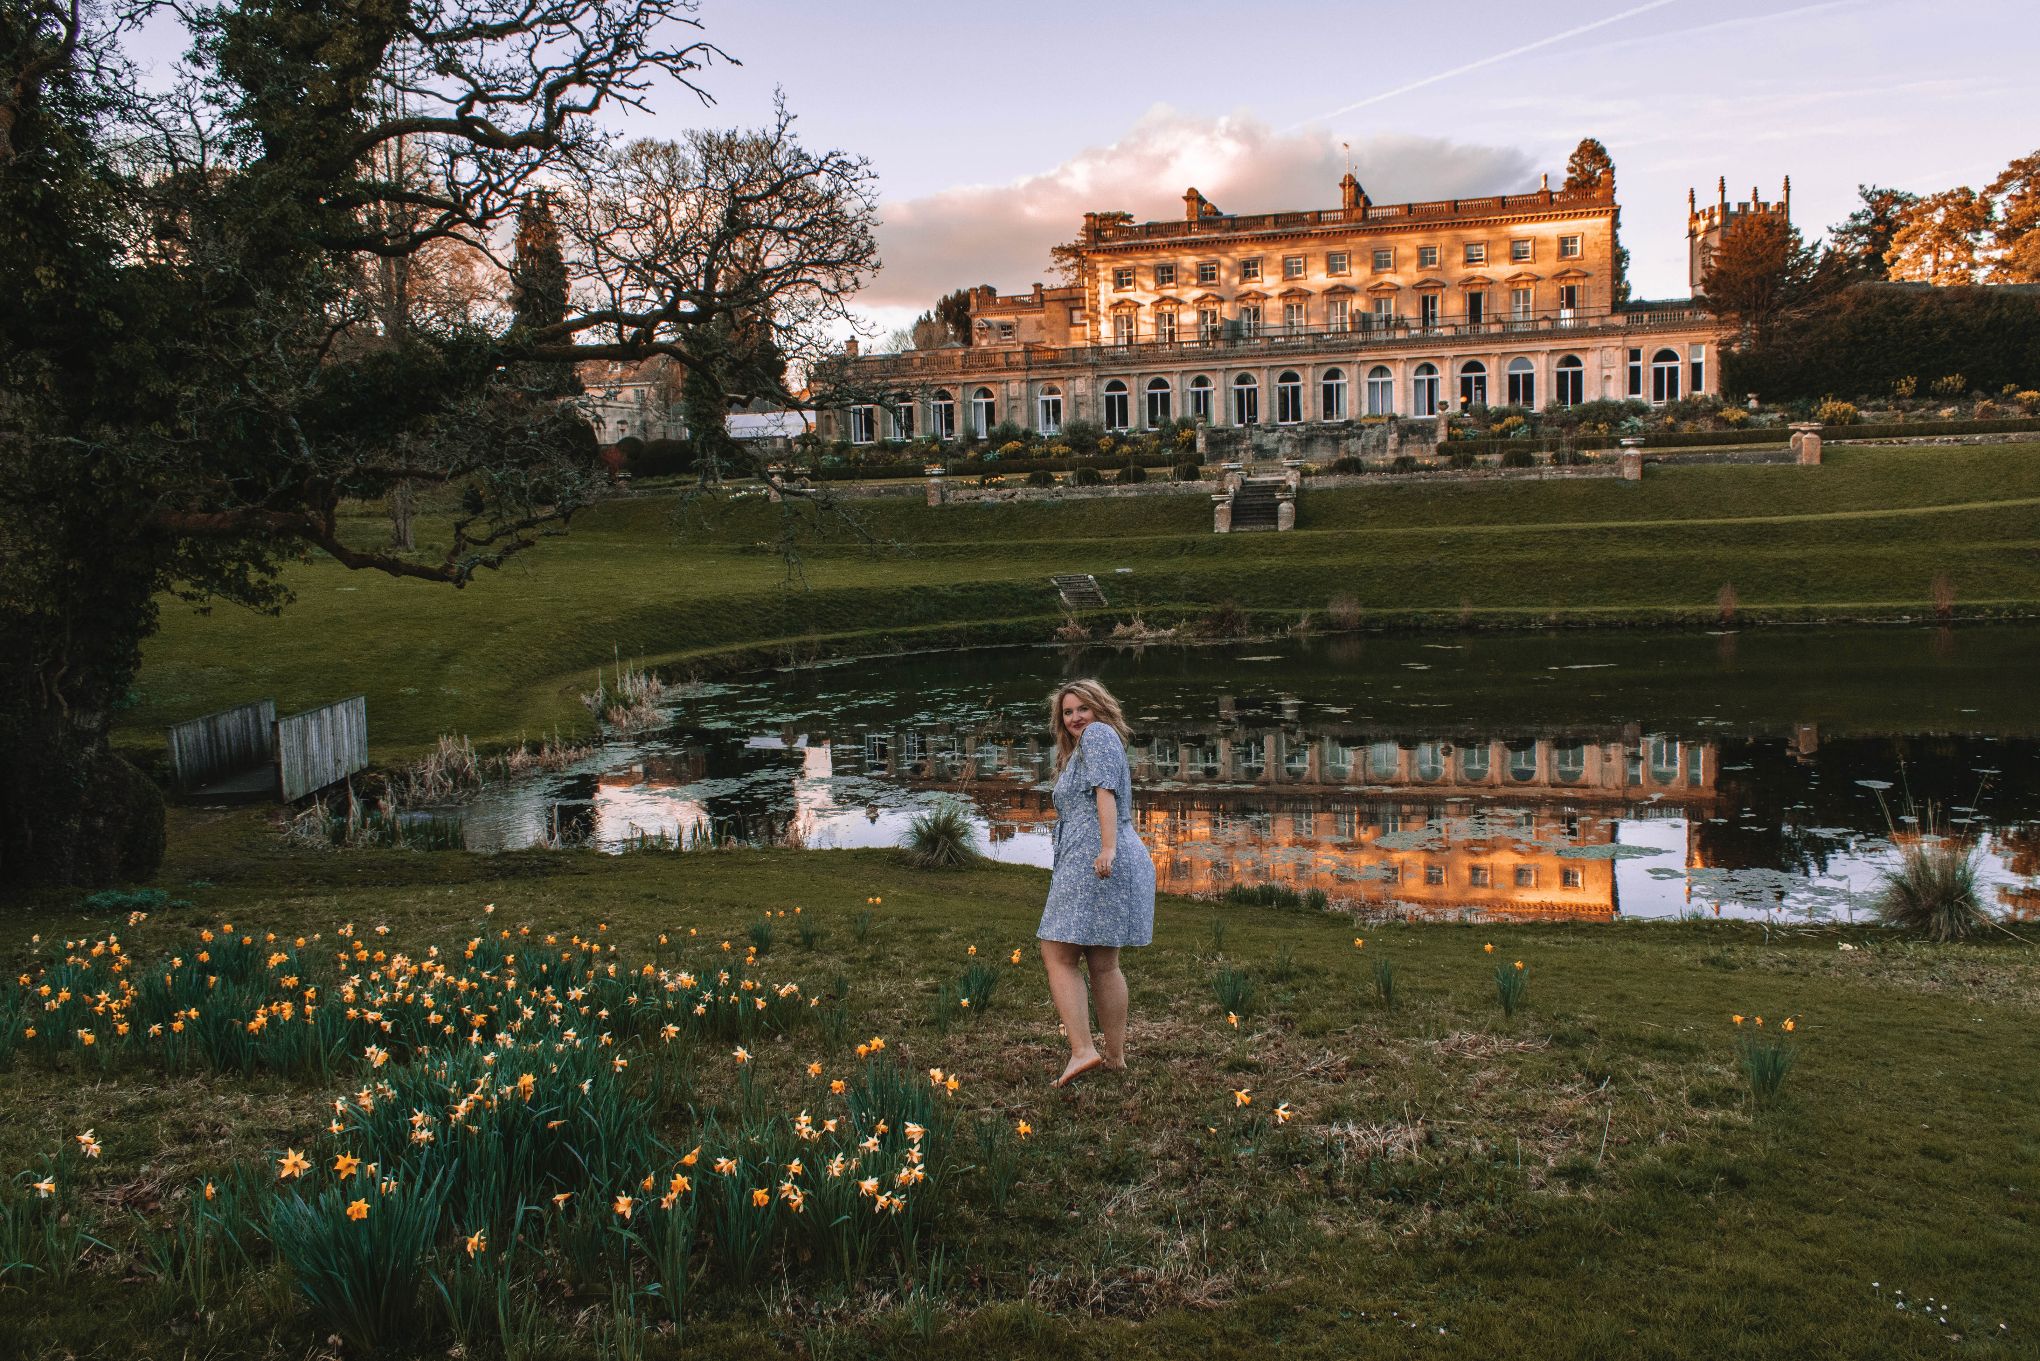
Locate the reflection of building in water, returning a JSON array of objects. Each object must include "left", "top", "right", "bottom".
[{"left": 851, "top": 720, "right": 1716, "bottom": 919}]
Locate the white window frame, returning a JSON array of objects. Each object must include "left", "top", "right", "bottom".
[
  {"left": 1326, "top": 251, "right": 1349, "bottom": 275},
  {"left": 1418, "top": 293, "right": 1440, "bottom": 330},
  {"left": 1197, "top": 260, "right": 1219, "bottom": 285},
  {"left": 1459, "top": 361, "right": 1487, "bottom": 407},
  {"left": 1689, "top": 343, "right": 1707, "bottom": 396},
  {"left": 1282, "top": 300, "right": 1306, "bottom": 333},
  {"left": 1037, "top": 386, "right": 1063, "bottom": 435},
  {"left": 1506, "top": 357, "right": 1535, "bottom": 407},
  {"left": 969, "top": 386, "right": 996, "bottom": 438},
  {"left": 1412, "top": 363, "right": 1440, "bottom": 416},
  {"left": 1464, "top": 242, "right": 1487, "bottom": 266},
  {"left": 889, "top": 399, "right": 915, "bottom": 440},
  {"left": 1371, "top": 247, "right": 1394, "bottom": 272},
  {"left": 1326, "top": 297, "right": 1350, "bottom": 333},
  {"left": 1239, "top": 257, "right": 1263, "bottom": 282},
  {"left": 1238, "top": 303, "right": 1262, "bottom": 337},
  {"left": 1103, "top": 379, "right": 1130, "bottom": 431},
  {"left": 1197, "top": 306, "right": 1220, "bottom": 341},
  {"left": 1510, "top": 238, "right": 1533, "bottom": 263},
  {"left": 1154, "top": 262, "right": 1177, "bottom": 287},
  {"left": 1371, "top": 296, "right": 1395, "bottom": 326},
  {"left": 1112, "top": 312, "right": 1134, "bottom": 346},
  {"left": 1112, "top": 266, "right": 1134, "bottom": 290},
  {"left": 1650, "top": 348, "right": 1682, "bottom": 405},
  {"left": 931, "top": 390, "right": 956, "bottom": 440},
  {"left": 1231, "top": 373, "right": 1259, "bottom": 425},
  {"left": 1145, "top": 377, "right": 1173, "bottom": 427},
  {"left": 1558, "top": 234, "right": 1583, "bottom": 259},
  {"left": 1417, "top": 245, "right": 1439, "bottom": 269},
  {"left": 1283, "top": 255, "right": 1306, "bottom": 280},
  {"left": 1275, "top": 370, "right": 1303, "bottom": 424},
  {"left": 1320, "top": 367, "right": 1348, "bottom": 421},
  {"left": 1155, "top": 309, "right": 1178, "bottom": 344},
  {"left": 1556, "top": 355, "right": 1584, "bottom": 407},
  {"left": 1465, "top": 290, "right": 1486, "bottom": 327},
  {"left": 848, "top": 404, "right": 875, "bottom": 445},
  {"left": 1366, "top": 365, "right": 1394, "bottom": 415},
  {"left": 1188, "top": 375, "right": 1213, "bottom": 421},
  {"left": 1510, "top": 286, "right": 1533, "bottom": 321}
]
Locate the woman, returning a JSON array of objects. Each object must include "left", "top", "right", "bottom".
[{"left": 1038, "top": 678, "right": 1156, "bottom": 1087}]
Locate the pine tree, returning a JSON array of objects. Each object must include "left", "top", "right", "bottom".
[{"left": 508, "top": 193, "right": 578, "bottom": 394}]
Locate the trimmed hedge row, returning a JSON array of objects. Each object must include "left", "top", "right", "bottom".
[
  {"left": 1720, "top": 283, "right": 2040, "bottom": 401},
  {"left": 798, "top": 451, "right": 1187, "bottom": 483},
  {"left": 1439, "top": 414, "right": 2040, "bottom": 458}
]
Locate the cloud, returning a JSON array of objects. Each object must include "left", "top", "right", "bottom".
[{"left": 861, "top": 107, "right": 1537, "bottom": 312}]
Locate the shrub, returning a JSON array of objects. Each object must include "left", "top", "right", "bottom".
[
  {"left": 1500, "top": 448, "right": 1536, "bottom": 468},
  {"left": 1719, "top": 407, "right": 1751, "bottom": 427},
  {"left": 1073, "top": 466, "right": 1102, "bottom": 487},
  {"left": 1930, "top": 374, "right": 1967, "bottom": 397},
  {"left": 1329, "top": 456, "right": 1365, "bottom": 473},
  {"left": 1816, "top": 397, "right": 1858, "bottom": 425},
  {"left": 1491, "top": 414, "right": 1528, "bottom": 437},
  {"left": 996, "top": 440, "right": 1026, "bottom": 458},
  {"left": 1973, "top": 398, "right": 2003, "bottom": 419},
  {"left": 1876, "top": 829, "right": 1986, "bottom": 941},
  {"left": 1173, "top": 462, "right": 1201, "bottom": 481},
  {"left": 899, "top": 801, "right": 983, "bottom": 870},
  {"left": 1174, "top": 426, "right": 1198, "bottom": 449},
  {"left": 1892, "top": 374, "right": 1919, "bottom": 400},
  {"left": 1117, "top": 463, "right": 1147, "bottom": 484},
  {"left": 1446, "top": 451, "right": 1476, "bottom": 470},
  {"left": 1389, "top": 455, "right": 1418, "bottom": 474},
  {"left": 1025, "top": 469, "right": 1055, "bottom": 488},
  {"left": 986, "top": 421, "right": 1027, "bottom": 447},
  {"left": 2017, "top": 390, "right": 2040, "bottom": 414}
]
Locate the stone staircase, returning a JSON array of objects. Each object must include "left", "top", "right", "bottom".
[
  {"left": 1228, "top": 478, "right": 1284, "bottom": 532},
  {"left": 1051, "top": 574, "right": 1108, "bottom": 609}
]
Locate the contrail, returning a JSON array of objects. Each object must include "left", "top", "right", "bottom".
[{"left": 1289, "top": 0, "right": 1683, "bottom": 129}]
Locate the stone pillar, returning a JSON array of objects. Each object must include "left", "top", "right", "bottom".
[
  {"left": 1789, "top": 421, "right": 1822, "bottom": 465},
  {"left": 1221, "top": 462, "right": 1244, "bottom": 494},
  {"left": 1276, "top": 490, "right": 1296, "bottom": 532},
  {"left": 1212, "top": 492, "right": 1232, "bottom": 534},
  {"left": 1194, "top": 420, "right": 1209, "bottom": 462},
  {"left": 926, "top": 470, "right": 947, "bottom": 506},
  {"left": 765, "top": 465, "right": 785, "bottom": 503},
  {"left": 1281, "top": 458, "right": 1303, "bottom": 492},
  {"left": 1619, "top": 437, "right": 1644, "bottom": 482}
]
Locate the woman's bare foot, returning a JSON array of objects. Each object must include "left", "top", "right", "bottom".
[
  {"left": 1101, "top": 1055, "right": 1127, "bottom": 1073},
  {"left": 1055, "top": 1051, "right": 1105, "bottom": 1087}
]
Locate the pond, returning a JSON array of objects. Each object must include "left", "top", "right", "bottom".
[{"left": 435, "top": 625, "right": 2040, "bottom": 925}]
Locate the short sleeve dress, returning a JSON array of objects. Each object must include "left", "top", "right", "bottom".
[{"left": 1038, "top": 722, "right": 1156, "bottom": 947}]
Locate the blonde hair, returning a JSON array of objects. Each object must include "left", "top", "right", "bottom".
[{"left": 1048, "top": 678, "right": 1132, "bottom": 772}]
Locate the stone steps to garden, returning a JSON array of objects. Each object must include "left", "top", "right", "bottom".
[{"left": 1051, "top": 574, "right": 1108, "bottom": 609}]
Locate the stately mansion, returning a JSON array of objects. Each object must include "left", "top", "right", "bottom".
[{"left": 822, "top": 169, "right": 1787, "bottom": 445}]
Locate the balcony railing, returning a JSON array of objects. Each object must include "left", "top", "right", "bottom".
[{"left": 1095, "top": 184, "right": 1617, "bottom": 244}]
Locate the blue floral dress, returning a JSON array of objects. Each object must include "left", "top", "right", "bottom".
[{"left": 1038, "top": 722, "right": 1156, "bottom": 947}]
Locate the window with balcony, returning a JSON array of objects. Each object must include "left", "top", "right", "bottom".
[
  {"left": 1155, "top": 308, "right": 1178, "bottom": 344},
  {"left": 1419, "top": 293, "right": 1440, "bottom": 329},
  {"left": 1412, "top": 362, "right": 1439, "bottom": 416},
  {"left": 1239, "top": 257, "right": 1263, "bottom": 282},
  {"left": 1112, "top": 266, "right": 1134, "bottom": 290},
  {"left": 1112, "top": 312, "right": 1134, "bottom": 346},
  {"left": 1283, "top": 255, "right": 1306, "bottom": 279},
  {"left": 1507, "top": 357, "right": 1535, "bottom": 406},
  {"left": 931, "top": 389, "right": 956, "bottom": 439},
  {"left": 1510, "top": 286, "right": 1533, "bottom": 321},
  {"left": 1558, "top": 283, "right": 1582, "bottom": 315},
  {"left": 1327, "top": 251, "right": 1349, "bottom": 275},
  {"left": 1189, "top": 374, "right": 1213, "bottom": 421},
  {"left": 1417, "top": 245, "right": 1439, "bottom": 268},
  {"left": 1197, "top": 260, "right": 1219, "bottom": 285},
  {"left": 1275, "top": 370, "right": 1303, "bottom": 424},
  {"left": 1282, "top": 300, "right": 1306, "bottom": 332},
  {"left": 1037, "top": 385, "right": 1062, "bottom": 435},
  {"left": 848, "top": 404, "right": 875, "bottom": 444},
  {"left": 1154, "top": 262, "right": 1177, "bottom": 287},
  {"left": 1556, "top": 354, "right": 1584, "bottom": 407},
  {"left": 1510, "top": 239, "right": 1533, "bottom": 262},
  {"left": 1238, "top": 303, "right": 1262, "bottom": 337},
  {"left": 1231, "top": 373, "right": 1259, "bottom": 425},
  {"left": 1103, "top": 379, "right": 1130, "bottom": 430},
  {"left": 1145, "top": 377, "right": 1173, "bottom": 427},
  {"left": 1326, "top": 297, "right": 1350, "bottom": 332},
  {"left": 969, "top": 386, "right": 995, "bottom": 437},
  {"left": 1372, "top": 296, "right": 1395, "bottom": 326},
  {"left": 1559, "top": 234, "right": 1582, "bottom": 259},
  {"left": 1197, "top": 306, "right": 1220, "bottom": 340},
  {"left": 1465, "top": 290, "right": 1486, "bottom": 326},
  {"left": 1372, "top": 247, "right": 1394, "bottom": 271},
  {"left": 1464, "top": 242, "right": 1487, "bottom": 265},
  {"left": 1366, "top": 365, "right": 1394, "bottom": 415}
]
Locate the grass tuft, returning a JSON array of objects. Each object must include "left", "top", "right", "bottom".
[{"left": 899, "top": 802, "right": 983, "bottom": 870}]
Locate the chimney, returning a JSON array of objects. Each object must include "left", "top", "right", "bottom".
[
  {"left": 1183, "top": 187, "right": 1207, "bottom": 222},
  {"left": 843, "top": 337, "right": 859, "bottom": 357},
  {"left": 1540, "top": 172, "right": 1550, "bottom": 191},
  {"left": 1339, "top": 172, "right": 1364, "bottom": 211}
]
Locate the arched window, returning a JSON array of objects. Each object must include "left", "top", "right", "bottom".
[
  {"left": 1368, "top": 741, "right": 1401, "bottom": 780},
  {"left": 1188, "top": 374, "right": 1214, "bottom": 422},
  {"left": 1506, "top": 357, "right": 1536, "bottom": 407},
  {"left": 1649, "top": 737, "right": 1680, "bottom": 784},
  {"left": 970, "top": 386, "right": 996, "bottom": 438},
  {"left": 1366, "top": 365, "right": 1395, "bottom": 416},
  {"left": 1102, "top": 379, "right": 1130, "bottom": 431},
  {"left": 1282, "top": 737, "right": 1310, "bottom": 779},
  {"left": 1412, "top": 363, "right": 1440, "bottom": 417},
  {"left": 1036, "top": 384, "right": 1063, "bottom": 435},
  {"left": 1651, "top": 348, "right": 1682, "bottom": 404},
  {"left": 1507, "top": 742, "right": 1539, "bottom": 783},
  {"left": 1232, "top": 372, "right": 1260, "bottom": 426},
  {"left": 1323, "top": 741, "right": 1355, "bottom": 781},
  {"left": 930, "top": 389, "right": 956, "bottom": 440},
  {"left": 1414, "top": 742, "right": 1446, "bottom": 782},
  {"left": 1145, "top": 376, "right": 1173, "bottom": 427},
  {"left": 1459, "top": 742, "right": 1492, "bottom": 781},
  {"left": 1320, "top": 367, "right": 1348, "bottom": 421},
  {"left": 1555, "top": 354, "right": 1584, "bottom": 407},
  {"left": 1458, "top": 360, "right": 1488, "bottom": 408},
  {"left": 1275, "top": 370, "right": 1304, "bottom": 424},
  {"left": 1554, "top": 742, "right": 1586, "bottom": 784}
]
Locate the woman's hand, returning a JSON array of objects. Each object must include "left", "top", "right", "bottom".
[{"left": 1092, "top": 850, "right": 1113, "bottom": 879}]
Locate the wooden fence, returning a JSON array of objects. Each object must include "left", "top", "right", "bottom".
[
  {"left": 276, "top": 695, "right": 369, "bottom": 802},
  {"left": 166, "top": 699, "right": 276, "bottom": 792}
]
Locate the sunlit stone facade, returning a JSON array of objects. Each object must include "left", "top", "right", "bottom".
[{"left": 827, "top": 167, "right": 1756, "bottom": 446}]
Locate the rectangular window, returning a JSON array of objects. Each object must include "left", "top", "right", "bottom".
[
  {"left": 1154, "top": 263, "right": 1176, "bottom": 287},
  {"left": 1465, "top": 291, "right": 1485, "bottom": 326},
  {"left": 1239, "top": 304, "right": 1262, "bottom": 337},
  {"left": 889, "top": 402, "right": 914, "bottom": 440},
  {"left": 1155, "top": 309, "right": 1177, "bottom": 344},
  {"left": 997, "top": 322, "right": 1015, "bottom": 339},
  {"left": 1510, "top": 286, "right": 1533, "bottom": 321},
  {"left": 1417, "top": 245, "right": 1439, "bottom": 269},
  {"left": 1510, "top": 239, "right": 1533, "bottom": 262},
  {"left": 1190, "top": 381, "right": 1212, "bottom": 421},
  {"left": 1372, "top": 296, "right": 1395, "bottom": 325},
  {"left": 1419, "top": 293, "right": 1440, "bottom": 329},
  {"left": 1197, "top": 260, "right": 1219, "bottom": 285},
  {"left": 1561, "top": 867, "right": 1584, "bottom": 889},
  {"left": 1424, "top": 864, "right": 1444, "bottom": 886},
  {"left": 1113, "top": 313, "right": 1134, "bottom": 346},
  {"left": 1068, "top": 307, "right": 1084, "bottom": 324},
  {"left": 1690, "top": 343, "right": 1706, "bottom": 395},
  {"left": 1112, "top": 266, "right": 1134, "bottom": 290},
  {"left": 1283, "top": 255, "right": 1306, "bottom": 280},
  {"left": 1239, "top": 257, "right": 1262, "bottom": 282},
  {"left": 1326, "top": 298, "right": 1350, "bottom": 332},
  {"left": 1469, "top": 865, "right": 1491, "bottom": 888},
  {"left": 1464, "top": 242, "right": 1487, "bottom": 265},
  {"left": 1559, "top": 235, "right": 1583, "bottom": 259},
  {"left": 1372, "top": 247, "right": 1394, "bottom": 272},
  {"left": 1283, "top": 300, "right": 1306, "bottom": 332},
  {"left": 1380, "top": 862, "right": 1402, "bottom": 884},
  {"left": 848, "top": 405, "right": 874, "bottom": 445},
  {"left": 1514, "top": 866, "right": 1536, "bottom": 888},
  {"left": 1197, "top": 306, "right": 1220, "bottom": 341},
  {"left": 1558, "top": 283, "right": 1582, "bottom": 319},
  {"left": 1627, "top": 347, "right": 1644, "bottom": 398},
  {"left": 1326, "top": 251, "right": 1349, "bottom": 275}
]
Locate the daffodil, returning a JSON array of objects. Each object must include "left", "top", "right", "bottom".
[
  {"left": 32, "top": 1177, "right": 55, "bottom": 1198},
  {"left": 333, "top": 1153, "right": 361, "bottom": 1178},
  {"left": 613, "top": 1193, "right": 633, "bottom": 1218},
  {"left": 346, "top": 1198, "right": 369, "bottom": 1221},
  {"left": 1016, "top": 1119, "right": 1033, "bottom": 1138},
  {"left": 1233, "top": 1088, "right": 1252, "bottom": 1108},
  {"left": 751, "top": 1187, "right": 770, "bottom": 1208},
  {"left": 277, "top": 1148, "right": 310, "bottom": 1179}
]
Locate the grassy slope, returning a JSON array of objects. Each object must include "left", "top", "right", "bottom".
[
  {"left": 2, "top": 820, "right": 2035, "bottom": 1359},
  {"left": 120, "top": 443, "right": 2040, "bottom": 760}
]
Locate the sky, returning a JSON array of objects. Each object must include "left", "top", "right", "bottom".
[{"left": 124, "top": 0, "right": 2039, "bottom": 337}]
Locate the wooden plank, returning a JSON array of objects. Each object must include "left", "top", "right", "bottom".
[
  {"left": 275, "top": 695, "right": 369, "bottom": 802},
  {"left": 165, "top": 699, "right": 276, "bottom": 792}
]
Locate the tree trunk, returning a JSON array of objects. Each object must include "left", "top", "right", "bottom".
[{"left": 389, "top": 478, "right": 415, "bottom": 550}]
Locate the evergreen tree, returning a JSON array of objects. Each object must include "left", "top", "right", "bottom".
[
  {"left": 1986, "top": 150, "right": 2040, "bottom": 284},
  {"left": 1828, "top": 185, "right": 1921, "bottom": 281},
  {"left": 510, "top": 192, "right": 578, "bottom": 395}
]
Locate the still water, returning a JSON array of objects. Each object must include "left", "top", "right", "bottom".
[{"left": 440, "top": 626, "right": 2040, "bottom": 924}]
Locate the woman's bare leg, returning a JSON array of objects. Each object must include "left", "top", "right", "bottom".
[
  {"left": 1039, "top": 940, "right": 1102, "bottom": 1084},
  {"left": 1085, "top": 946, "right": 1128, "bottom": 1071}
]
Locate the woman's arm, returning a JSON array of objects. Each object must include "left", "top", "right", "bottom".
[{"left": 1093, "top": 788, "right": 1117, "bottom": 877}]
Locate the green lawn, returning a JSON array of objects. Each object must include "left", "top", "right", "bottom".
[
  {"left": 119, "top": 443, "right": 2040, "bottom": 762},
  {"left": 1, "top": 818, "right": 2035, "bottom": 1358}
]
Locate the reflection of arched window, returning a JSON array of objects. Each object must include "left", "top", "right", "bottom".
[
  {"left": 970, "top": 386, "right": 996, "bottom": 438},
  {"left": 1145, "top": 376, "right": 1173, "bottom": 427},
  {"left": 1191, "top": 743, "right": 1220, "bottom": 779},
  {"left": 973, "top": 742, "right": 1005, "bottom": 775},
  {"left": 1459, "top": 742, "right": 1491, "bottom": 781},
  {"left": 1188, "top": 374, "right": 1214, "bottom": 422},
  {"left": 1235, "top": 739, "right": 1266, "bottom": 778},
  {"left": 1320, "top": 367, "right": 1347, "bottom": 421},
  {"left": 1412, "top": 362, "right": 1440, "bottom": 416},
  {"left": 1366, "top": 365, "right": 1394, "bottom": 416},
  {"left": 1369, "top": 741, "right": 1401, "bottom": 780},
  {"left": 931, "top": 388, "right": 956, "bottom": 440},
  {"left": 1649, "top": 737, "right": 1680, "bottom": 783},
  {"left": 1555, "top": 354, "right": 1584, "bottom": 407},
  {"left": 1324, "top": 741, "right": 1355, "bottom": 781},
  {"left": 1275, "top": 370, "right": 1304, "bottom": 424},
  {"left": 1232, "top": 372, "right": 1260, "bottom": 425},
  {"left": 1103, "top": 379, "right": 1130, "bottom": 431},
  {"left": 1507, "top": 742, "right": 1539, "bottom": 782},
  {"left": 1415, "top": 742, "right": 1446, "bottom": 781},
  {"left": 1506, "top": 357, "right": 1536, "bottom": 407},
  {"left": 1283, "top": 738, "right": 1310, "bottom": 778},
  {"left": 1554, "top": 742, "right": 1586, "bottom": 783},
  {"left": 1458, "top": 359, "right": 1488, "bottom": 408},
  {"left": 1147, "top": 741, "right": 1179, "bottom": 777},
  {"left": 1036, "top": 384, "right": 1062, "bottom": 435},
  {"left": 1651, "top": 348, "right": 1682, "bottom": 404}
]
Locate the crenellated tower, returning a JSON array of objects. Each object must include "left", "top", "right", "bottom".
[{"left": 1688, "top": 175, "right": 1791, "bottom": 294}]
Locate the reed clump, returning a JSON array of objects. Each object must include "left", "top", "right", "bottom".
[{"left": 899, "top": 802, "right": 983, "bottom": 870}]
